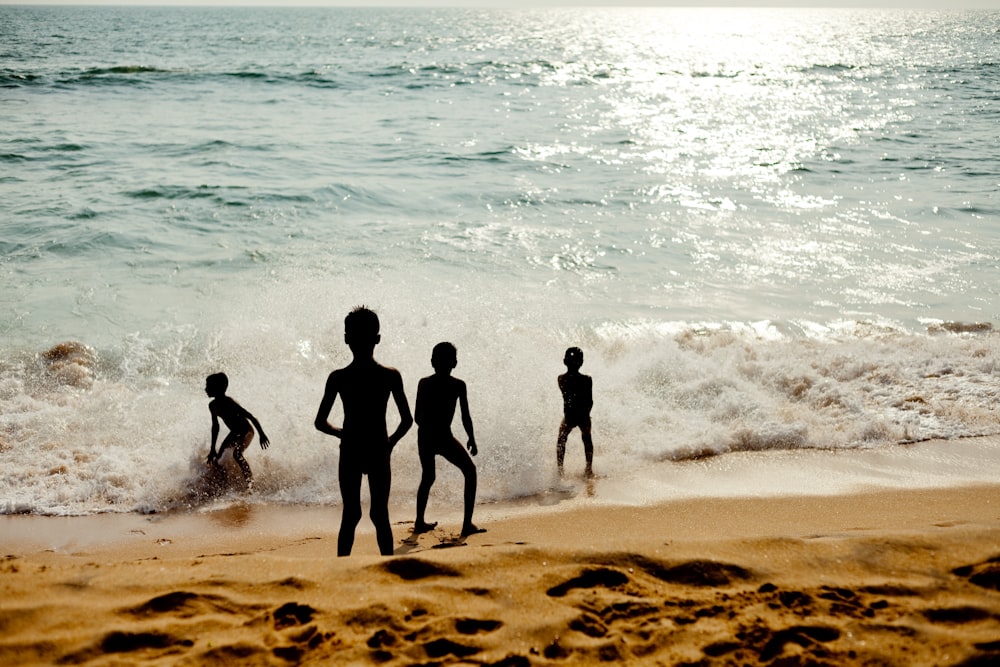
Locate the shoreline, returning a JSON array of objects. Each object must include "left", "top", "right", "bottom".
[
  {"left": 6, "top": 433, "right": 1000, "bottom": 549},
  {"left": 3, "top": 481, "right": 1000, "bottom": 557}
]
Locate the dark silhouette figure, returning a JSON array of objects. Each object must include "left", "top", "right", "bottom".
[
  {"left": 414, "top": 342, "right": 484, "bottom": 537},
  {"left": 315, "top": 306, "right": 413, "bottom": 556},
  {"left": 205, "top": 372, "right": 270, "bottom": 491},
  {"left": 557, "top": 347, "right": 593, "bottom": 478}
]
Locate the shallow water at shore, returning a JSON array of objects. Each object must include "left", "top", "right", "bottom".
[{"left": 6, "top": 436, "right": 1000, "bottom": 551}]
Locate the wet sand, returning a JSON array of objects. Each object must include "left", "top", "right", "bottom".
[{"left": 4, "top": 449, "right": 1000, "bottom": 665}]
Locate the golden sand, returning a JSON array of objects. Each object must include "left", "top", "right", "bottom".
[{"left": 5, "top": 435, "right": 1000, "bottom": 666}]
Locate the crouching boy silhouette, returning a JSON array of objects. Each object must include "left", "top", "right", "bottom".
[{"left": 205, "top": 372, "right": 270, "bottom": 491}]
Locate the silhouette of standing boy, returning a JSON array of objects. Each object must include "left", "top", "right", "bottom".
[
  {"left": 205, "top": 372, "right": 270, "bottom": 491},
  {"left": 557, "top": 347, "right": 594, "bottom": 478},
  {"left": 414, "top": 342, "right": 484, "bottom": 537},
  {"left": 315, "top": 306, "right": 413, "bottom": 556}
]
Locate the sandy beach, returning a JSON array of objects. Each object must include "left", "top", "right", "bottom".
[{"left": 4, "top": 444, "right": 1000, "bottom": 666}]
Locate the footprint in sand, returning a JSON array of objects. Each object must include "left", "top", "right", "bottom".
[
  {"left": 272, "top": 602, "right": 316, "bottom": 629},
  {"left": 124, "top": 590, "right": 261, "bottom": 619},
  {"left": 378, "top": 557, "right": 462, "bottom": 581},
  {"left": 58, "top": 630, "right": 194, "bottom": 663},
  {"left": 954, "top": 555, "right": 1000, "bottom": 591},
  {"left": 547, "top": 568, "right": 630, "bottom": 597},
  {"left": 455, "top": 618, "right": 503, "bottom": 634},
  {"left": 759, "top": 625, "right": 841, "bottom": 661}
]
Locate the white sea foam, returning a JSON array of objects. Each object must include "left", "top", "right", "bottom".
[{"left": 3, "top": 281, "right": 999, "bottom": 515}]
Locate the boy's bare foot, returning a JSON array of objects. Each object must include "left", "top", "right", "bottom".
[
  {"left": 413, "top": 521, "right": 437, "bottom": 534},
  {"left": 461, "top": 523, "right": 486, "bottom": 536}
]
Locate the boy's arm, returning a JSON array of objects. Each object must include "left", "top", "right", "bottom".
[
  {"left": 245, "top": 410, "right": 270, "bottom": 450},
  {"left": 458, "top": 380, "right": 477, "bottom": 455},
  {"left": 414, "top": 378, "right": 426, "bottom": 427},
  {"left": 314, "top": 373, "right": 343, "bottom": 438},
  {"left": 585, "top": 375, "right": 594, "bottom": 413},
  {"left": 387, "top": 370, "right": 413, "bottom": 450}
]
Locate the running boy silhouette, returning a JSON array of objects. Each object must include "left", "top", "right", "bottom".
[
  {"left": 314, "top": 306, "right": 413, "bottom": 556},
  {"left": 557, "top": 347, "right": 594, "bottom": 478},
  {"left": 414, "top": 342, "right": 483, "bottom": 536},
  {"left": 205, "top": 372, "right": 270, "bottom": 491}
]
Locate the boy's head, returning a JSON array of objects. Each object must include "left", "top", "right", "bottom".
[
  {"left": 563, "top": 347, "right": 584, "bottom": 370},
  {"left": 431, "top": 342, "right": 457, "bottom": 372},
  {"left": 344, "top": 306, "right": 381, "bottom": 350},
  {"left": 206, "top": 372, "right": 229, "bottom": 397}
]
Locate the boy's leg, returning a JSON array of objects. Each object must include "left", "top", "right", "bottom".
[
  {"left": 230, "top": 431, "right": 255, "bottom": 489},
  {"left": 581, "top": 423, "right": 594, "bottom": 477},
  {"left": 337, "top": 451, "right": 364, "bottom": 557},
  {"left": 415, "top": 439, "right": 437, "bottom": 532},
  {"left": 215, "top": 437, "right": 232, "bottom": 463},
  {"left": 367, "top": 455, "right": 394, "bottom": 556},
  {"left": 439, "top": 437, "right": 480, "bottom": 534},
  {"left": 556, "top": 419, "right": 571, "bottom": 474}
]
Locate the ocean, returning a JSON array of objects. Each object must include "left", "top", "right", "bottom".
[{"left": 2, "top": 6, "right": 1000, "bottom": 516}]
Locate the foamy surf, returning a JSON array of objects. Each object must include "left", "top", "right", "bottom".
[{"left": 3, "top": 318, "right": 999, "bottom": 516}]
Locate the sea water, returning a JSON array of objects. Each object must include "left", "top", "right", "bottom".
[{"left": 2, "top": 6, "right": 999, "bottom": 515}]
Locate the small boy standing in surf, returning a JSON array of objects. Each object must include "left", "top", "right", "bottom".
[
  {"left": 314, "top": 306, "right": 413, "bottom": 556},
  {"left": 414, "top": 342, "right": 484, "bottom": 537},
  {"left": 205, "top": 372, "right": 270, "bottom": 491},
  {"left": 557, "top": 347, "right": 594, "bottom": 478}
]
